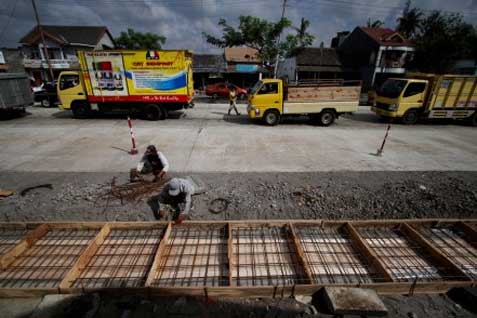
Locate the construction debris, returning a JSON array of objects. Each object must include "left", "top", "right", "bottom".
[
  {"left": 323, "top": 287, "right": 388, "bottom": 316},
  {"left": 0, "top": 190, "right": 14, "bottom": 198}
]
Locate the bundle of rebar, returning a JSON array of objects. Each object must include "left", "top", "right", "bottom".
[{"left": 98, "top": 176, "right": 170, "bottom": 205}]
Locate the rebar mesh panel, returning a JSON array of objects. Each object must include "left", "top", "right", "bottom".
[
  {"left": 417, "top": 225, "right": 477, "bottom": 280},
  {"left": 358, "top": 226, "right": 459, "bottom": 282},
  {"left": 231, "top": 225, "right": 306, "bottom": 286},
  {"left": 295, "top": 225, "right": 385, "bottom": 284},
  {"left": 152, "top": 225, "right": 228, "bottom": 287},
  {"left": 73, "top": 228, "right": 163, "bottom": 288},
  {"left": 0, "top": 227, "right": 29, "bottom": 256},
  {"left": 0, "top": 228, "right": 97, "bottom": 288}
]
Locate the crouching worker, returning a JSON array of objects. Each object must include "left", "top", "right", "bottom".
[
  {"left": 131, "top": 145, "right": 169, "bottom": 182},
  {"left": 147, "top": 178, "right": 195, "bottom": 223}
]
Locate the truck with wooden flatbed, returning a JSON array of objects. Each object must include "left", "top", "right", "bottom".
[
  {"left": 57, "top": 50, "right": 194, "bottom": 120},
  {"left": 247, "top": 79, "right": 361, "bottom": 126},
  {"left": 372, "top": 73, "right": 477, "bottom": 125}
]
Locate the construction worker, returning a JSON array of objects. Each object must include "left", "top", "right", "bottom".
[
  {"left": 132, "top": 145, "right": 169, "bottom": 182},
  {"left": 147, "top": 177, "right": 195, "bottom": 223},
  {"left": 228, "top": 85, "right": 240, "bottom": 115}
]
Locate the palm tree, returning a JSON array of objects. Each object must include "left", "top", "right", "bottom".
[
  {"left": 367, "top": 18, "right": 384, "bottom": 28},
  {"left": 294, "top": 18, "right": 313, "bottom": 47},
  {"left": 396, "top": 0, "right": 423, "bottom": 39}
]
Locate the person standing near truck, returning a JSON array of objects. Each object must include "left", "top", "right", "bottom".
[
  {"left": 228, "top": 85, "right": 240, "bottom": 115},
  {"left": 132, "top": 145, "right": 169, "bottom": 182}
]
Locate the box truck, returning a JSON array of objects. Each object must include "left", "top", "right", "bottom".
[
  {"left": 372, "top": 73, "right": 477, "bottom": 125},
  {"left": 0, "top": 73, "right": 33, "bottom": 115},
  {"left": 57, "top": 50, "right": 194, "bottom": 120},
  {"left": 247, "top": 79, "right": 361, "bottom": 126}
]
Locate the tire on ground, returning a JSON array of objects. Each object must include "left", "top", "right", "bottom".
[
  {"left": 401, "top": 109, "right": 419, "bottom": 125},
  {"left": 144, "top": 104, "right": 166, "bottom": 121},
  {"left": 318, "top": 109, "right": 335, "bottom": 126},
  {"left": 263, "top": 109, "right": 280, "bottom": 126},
  {"left": 71, "top": 101, "right": 91, "bottom": 119}
]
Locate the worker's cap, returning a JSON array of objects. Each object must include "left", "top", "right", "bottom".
[
  {"left": 168, "top": 178, "right": 180, "bottom": 196},
  {"left": 145, "top": 145, "right": 157, "bottom": 154}
]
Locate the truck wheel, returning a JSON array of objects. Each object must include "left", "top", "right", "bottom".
[
  {"left": 72, "top": 102, "right": 90, "bottom": 119},
  {"left": 144, "top": 104, "right": 165, "bottom": 121},
  {"left": 402, "top": 109, "right": 418, "bottom": 125},
  {"left": 41, "top": 98, "right": 50, "bottom": 107},
  {"left": 318, "top": 110, "right": 335, "bottom": 126},
  {"left": 263, "top": 110, "right": 280, "bottom": 126}
]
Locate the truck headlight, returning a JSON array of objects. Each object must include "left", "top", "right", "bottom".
[
  {"left": 388, "top": 104, "right": 397, "bottom": 111},
  {"left": 254, "top": 108, "right": 260, "bottom": 115}
]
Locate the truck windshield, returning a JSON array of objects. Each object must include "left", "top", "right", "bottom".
[
  {"left": 377, "top": 79, "right": 407, "bottom": 98},
  {"left": 250, "top": 80, "right": 263, "bottom": 95}
]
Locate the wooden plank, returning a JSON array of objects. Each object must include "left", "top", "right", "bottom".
[
  {"left": 288, "top": 223, "right": 313, "bottom": 284},
  {"left": 455, "top": 221, "right": 477, "bottom": 249},
  {"left": 58, "top": 224, "right": 111, "bottom": 289},
  {"left": 343, "top": 223, "right": 394, "bottom": 282},
  {"left": 400, "top": 223, "right": 472, "bottom": 281},
  {"left": 0, "top": 218, "right": 476, "bottom": 228},
  {"left": 0, "top": 224, "right": 49, "bottom": 270},
  {"left": 145, "top": 222, "right": 172, "bottom": 287},
  {"left": 227, "top": 222, "right": 233, "bottom": 286}
]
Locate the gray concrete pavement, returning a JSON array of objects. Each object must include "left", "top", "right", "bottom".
[{"left": 0, "top": 103, "right": 476, "bottom": 172}]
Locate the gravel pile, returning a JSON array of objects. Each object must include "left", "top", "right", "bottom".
[{"left": 1, "top": 171, "right": 476, "bottom": 221}]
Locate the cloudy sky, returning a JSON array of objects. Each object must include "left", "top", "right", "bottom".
[{"left": 0, "top": 0, "right": 476, "bottom": 52}]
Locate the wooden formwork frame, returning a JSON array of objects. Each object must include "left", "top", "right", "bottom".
[{"left": 0, "top": 219, "right": 474, "bottom": 298}]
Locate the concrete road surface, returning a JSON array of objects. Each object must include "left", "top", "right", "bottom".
[{"left": 0, "top": 103, "right": 476, "bottom": 172}]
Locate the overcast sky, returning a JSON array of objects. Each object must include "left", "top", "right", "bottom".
[{"left": 0, "top": 0, "right": 476, "bottom": 52}]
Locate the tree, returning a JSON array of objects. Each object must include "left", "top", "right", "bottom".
[
  {"left": 283, "top": 17, "right": 315, "bottom": 57},
  {"left": 115, "top": 28, "right": 166, "bottom": 49},
  {"left": 366, "top": 18, "right": 384, "bottom": 28},
  {"left": 411, "top": 11, "right": 475, "bottom": 73},
  {"left": 396, "top": 0, "right": 423, "bottom": 39},
  {"left": 203, "top": 16, "right": 314, "bottom": 73}
]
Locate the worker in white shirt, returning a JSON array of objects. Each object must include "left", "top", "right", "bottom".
[{"left": 133, "top": 145, "right": 169, "bottom": 182}]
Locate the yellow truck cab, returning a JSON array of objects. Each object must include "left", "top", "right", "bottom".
[
  {"left": 57, "top": 71, "right": 87, "bottom": 114},
  {"left": 372, "top": 73, "right": 477, "bottom": 125},
  {"left": 247, "top": 78, "right": 361, "bottom": 126}
]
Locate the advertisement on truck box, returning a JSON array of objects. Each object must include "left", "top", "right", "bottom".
[{"left": 82, "top": 50, "right": 189, "bottom": 98}]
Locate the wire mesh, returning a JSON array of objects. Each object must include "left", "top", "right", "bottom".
[
  {"left": 358, "top": 226, "right": 462, "bottom": 282},
  {"left": 231, "top": 225, "right": 307, "bottom": 286},
  {"left": 0, "top": 228, "right": 97, "bottom": 288},
  {"left": 152, "top": 225, "right": 228, "bottom": 287},
  {"left": 73, "top": 228, "right": 164, "bottom": 288},
  {"left": 417, "top": 225, "right": 477, "bottom": 280},
  {"left": 0, "top": 227, "right": 29, "bottom": 256},
  {"left": 295, "top": 225, "right": 386, "bottom": 284}
]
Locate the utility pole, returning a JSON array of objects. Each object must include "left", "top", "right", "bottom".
[
  {"left": 31, "top": 0, "right": 54, "bottom": 82},
  {"left": 273, "top": 0, "right": 287, "bottom": 79}
]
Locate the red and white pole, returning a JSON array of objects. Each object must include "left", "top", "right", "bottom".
[{"left": 127, "top": 116, "right": 138, "bottom": 155}]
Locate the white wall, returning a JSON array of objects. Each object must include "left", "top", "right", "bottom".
[{"left": 95, "top": 33, "right": 115, "bottom": 49}]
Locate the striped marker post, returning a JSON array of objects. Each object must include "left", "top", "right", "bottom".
[{"left": 127, "top": 116, "right": 138, "bottom": 155}]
